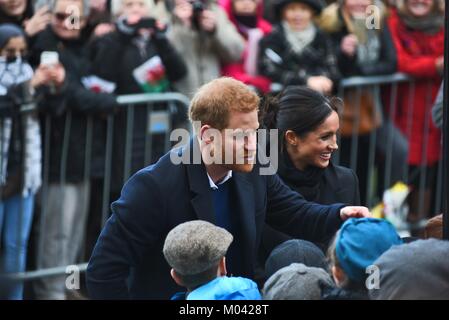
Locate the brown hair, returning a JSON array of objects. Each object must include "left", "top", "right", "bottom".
[{"left": 189, "top": 77, "right": 260, "bottom": 133}]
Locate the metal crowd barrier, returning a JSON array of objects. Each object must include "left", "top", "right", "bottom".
[
  {"left": 334, "top": 73, "right": 443, "bottom": 235},
  {"left": 1, "top": 92, "right": 191, "bottom": 298}
]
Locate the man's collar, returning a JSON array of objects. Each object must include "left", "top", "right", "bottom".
[{"left": 207, "top": 171, "right": 233, "bottom": 190}]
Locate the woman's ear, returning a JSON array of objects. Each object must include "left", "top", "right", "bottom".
[
  {"left": 332, "top": 265, "right": 346, "bottom": 287},
  {"left": 170, "top": 268, "right": 185, "bottom": 287},
  {"left": 285, "top": 130, "right": 298, "bottom": 146}
]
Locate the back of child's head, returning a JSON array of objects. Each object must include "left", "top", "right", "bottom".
[
  {"left": 163, "top": 220, "right": 233, "bottom": 289},
  {"left": 328, "top": 218, "right": 403, "bottom": 289},
  {"left": 265, "top": 239, "right": 327, "bottom": 279},
  {"left": 263, "top": 263, "right": 334, "bottom": 300}
]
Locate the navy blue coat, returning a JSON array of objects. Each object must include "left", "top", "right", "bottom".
[{"left": 86, "top": 141, "right": 345, "bottom": 299}]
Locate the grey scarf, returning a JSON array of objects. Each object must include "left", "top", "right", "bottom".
[
  {"left": 398, "top": 10, "right": 444, "bottom": 34},
  {"left": 351, "top": 17, "right": 381, "bottom": 65},
  {"left": 282, "top": 21, "right": 317, "bottom": 55},
  {"left": 0, "top": 58, "right": 41, "bottom": 196}
]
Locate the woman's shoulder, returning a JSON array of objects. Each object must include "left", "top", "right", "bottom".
[
  {"left": 325, "top": 162, "right": 358, "bottom": 184},
  {"left": 321, "top": 163, "right": 360, "bottom": 205}
]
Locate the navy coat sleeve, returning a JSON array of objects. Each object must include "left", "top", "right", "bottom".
[
  {"left": 265, "top": 173, "right": 345, "bottom": 243},
  {"left": 86, "top": 170, "right": 166, "bottom": 299}
]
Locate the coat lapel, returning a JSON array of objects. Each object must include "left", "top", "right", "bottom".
[
  {"left": 231, "top": 172, "right": 256, "bottom": 272},
  {"left": 185, "top": 139, "right": 216, "bottom": 224}
]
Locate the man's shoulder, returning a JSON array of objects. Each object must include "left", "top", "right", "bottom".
[{"left": 138, "top": 146, "right": 188, "bottom": 178}]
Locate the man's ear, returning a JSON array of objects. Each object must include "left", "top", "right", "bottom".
[
  {"left": 199, "top": 125, "right": 213, "bottom": 144},
  {"left": 170, "top": 268, "right": 184, "bottom": 287},
  {"left": 217, "top": 257, "right": 227, "bottom": 277},
  {"left": 331, "top": 265, "right": 346, "bottom": 287}
]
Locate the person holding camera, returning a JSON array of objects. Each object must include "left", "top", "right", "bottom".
[
  {"left": 92, "top": 0, "right": 187, "bottom": 95},
  {"left": 90, "top": 0, "right": 187, "bottom": 197},
  {"left": 29, "top": 0, "right": 120, "bottom": 300},
  {"left": 167, "top": 0, "right": 245, "bottom": 97},
  {"left": 0, "top": 23, "right": 66, "bottom": 300}
]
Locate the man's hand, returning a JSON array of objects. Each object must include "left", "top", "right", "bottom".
[
  {"left": 93, "top": 23, "right": 115, "bottom": 37},
  {"left": 49, "top": 63, "right": 66, "bottom": 88},
  {"left": 23, "top": 6, "right": 51, "bottom": 37},
  {"left": 306, "top": 76, "right": 333, "bottom": 94},
  {"left": 30, "top": 65, "right": 51, "bottom": 89},
  {"left": 435, "top": 56, "right": 444, "bottom": 74},
  {"left": 340, "top": 206, "right": 371, "bottom": 221},
  {"left": 341, "top": 34, "right": 358, "bottom": 57}
]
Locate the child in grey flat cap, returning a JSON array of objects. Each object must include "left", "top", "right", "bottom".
[{"left": 163, "top": 220, "right": 262, "bottom": 300}]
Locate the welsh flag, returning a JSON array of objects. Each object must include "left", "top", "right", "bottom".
[
  {"left": 133, "top": 56, "right": 169, "bottom": 93},
  {"left": 81, "top": 75, "right": 116, "bottom": 93}
]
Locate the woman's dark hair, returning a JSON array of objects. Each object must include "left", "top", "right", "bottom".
[
  {"left": 261, "top": 86, "right": 342, "bottom": 153},
  {"left": 0, "top": 0, "right": 34, "bottom": 25}
]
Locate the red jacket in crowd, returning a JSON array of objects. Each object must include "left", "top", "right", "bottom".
[
  {"left": 388, "top": 9, "right": 444, "bottom": 166},
  {"left": 219, "top": 0, "right": 272, "bottom": 93}
]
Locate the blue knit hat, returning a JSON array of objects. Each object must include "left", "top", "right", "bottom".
[
  {"left": 0, "top": 24, "right": 25, "bottom": 50},
  {"left": 336, "top": 218, "right": 403, "bottom": 283}
]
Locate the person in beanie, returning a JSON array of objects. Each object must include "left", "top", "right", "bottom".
[
  {"left": 263, "top": 263, "right": 334, "bottom": 300},
  {"left": 324, "top": 217, "right": 402, "bottom": 300},
  {"left": 0, "top": 23, "right": 66, "bottom": 299},
  {"left": 369, "top": 239, "right": 449, "bottom": 300},
  {"left": 219, "top": 0, "right": 273, "bottom": 93},
  {"left": 258, "top": 0, "right": 340, "bottom": 94},
  {"left": 163, "top": 220, "right": 262, "bottom": 300},
  {"left": 265, "top": 239, "right": 327, "bottom": 279}
]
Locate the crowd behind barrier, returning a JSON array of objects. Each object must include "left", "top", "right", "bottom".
[{"left": 0, "top": 0, "right": 446, "bottom": 300}]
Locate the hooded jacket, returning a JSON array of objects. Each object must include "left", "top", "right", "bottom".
[{"left": 172, "top": 276, "right": 262, "bottom": 300}]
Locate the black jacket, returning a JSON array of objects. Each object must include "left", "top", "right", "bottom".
[
  {"left": 86, "top": 140, "right": 345, "bottom": 299},
  {"left": 279, "top": 162, "right": 360, "bottom": 205},
  {"left": 90, "top": 22, "right": 187, "bottom": 191},
  {"left": 30, "top": 27, "right": 119, "bottom": 183},
  {"left": 258, "top": 24, "right": 341, "bottom": 87},
  {"left": 321, "top": 286, "right": 369, "bottom": 300},
  {"left": 260, "top": 161, "right": 360, "bottom": 261},
  {"left": 329, "top": 22, "right": 396, "bottom": 77},
  {"left": 90, "top": 20, "right": 187, "bottom": 95}
]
